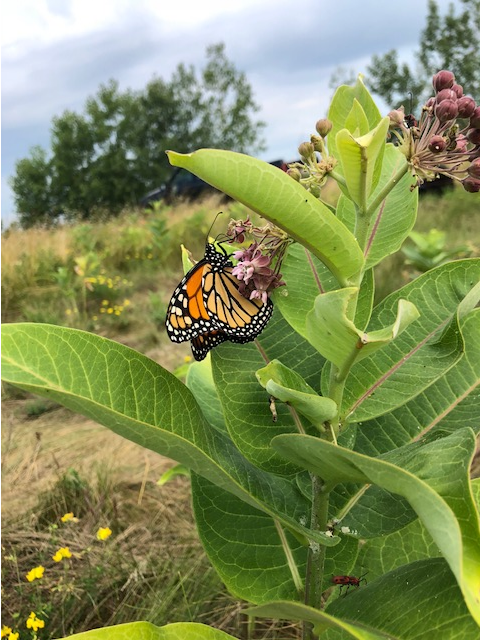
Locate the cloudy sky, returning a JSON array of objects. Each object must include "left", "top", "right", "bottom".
[{"left": 2, "top": 0, "right": 454, "bottom": 225}]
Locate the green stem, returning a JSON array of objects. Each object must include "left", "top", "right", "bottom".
[
  {"left": 304, "top": 474, "right": 330, "bottom": 639},
  {"left": 366, "top": 160, "right": 409, "bottom": 219},
  {"left": 329, "top": 170, "right": 347, "bottom": 188}
]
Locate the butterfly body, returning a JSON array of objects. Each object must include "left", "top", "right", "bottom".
[{"left": 166, "top": 243, "right": 273, "bottom": 360}]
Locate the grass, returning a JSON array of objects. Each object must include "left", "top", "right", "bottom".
[{"left": 1, "top": 185, "right": 479, "bottom": 639}]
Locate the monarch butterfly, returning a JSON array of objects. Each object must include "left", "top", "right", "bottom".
[{"left": 166, "top": 243, "right": 273, "bottom": 360}]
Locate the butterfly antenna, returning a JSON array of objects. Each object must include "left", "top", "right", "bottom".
[{"left": 205, "top": 211, "right": 226, "bottom": 244}]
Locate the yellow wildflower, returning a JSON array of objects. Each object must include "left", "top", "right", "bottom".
[
  {"left": 184, "top": 356, "right": 192, "bottom": 363},
  {"left": 92, "top": 315, "right": 98, "bottom": 321},
  {"left": 52, "top": 547, "right": 72, "bottom": 562},
  {"left": 9, "top": 633, "right": 19, "bottom": 640},
  {"left": 1, "top": 626, "right": 12, "bottom": 638},
  {"left": 61, "top": 512, "right": 79, "bottom": 523},
  {"left": 26, "top": 566, "right": 45, "bottom": 582},
  {"left": 101, "top": 300, "right": 109, "bottom": 306},
  {"left": 96, "top": 527, "right": 112, "bottom": 541},
  {"left": 65, "top": 309, "right": 72, "bottom": 316},
  {"left": 26, "top": 613, "right": 45, "bottom": 632},
  {"left": 107, "top": 308, "right": 113, "bottom": 314},
  {"left": 123, "top": 299, "right": 130, "bottom": 306}
]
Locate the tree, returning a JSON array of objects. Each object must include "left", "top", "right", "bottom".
[
  {"left": 11, "top": 44, "right": 265, "bottom": 227},
  {"left": 10, "top": 147, "right": 56, "bottom": 228},
  {"left": 366, "top": 0, "right": 480, "bottom": 111}
]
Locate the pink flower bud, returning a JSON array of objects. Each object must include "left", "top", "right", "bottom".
[
  {"left": 454, "top": 134, "right": 468, "bottom": 153},
  {"left": 467, "top": 128, "right": 480, "bottom": 145},
  {"left": 452, "top": 83, "right": 463, "bottom": 98},
  {"left": 433, "top": 70, "right": 455, "bottom": 92},
  {"left": 462, "top": 177, "right": 480, "bottom": 193},
  {"left": 435, "top": 99, "right": 458, "bottom": 122},
  {"left": 428, "top": 135, "right": 446, "bottom": 153},
  {"left": 467, "top": 158, "right": 480, "bottom": 179},
  {"left": 425, "top": 97, "right": 436, "bottom": 109},
  {"left": 457, "top": 96, "right": 476, "bottom": 118},
  {"left": 470, "top": 106, "right": 480, "bottom": 129},
  {"left": 388, "top": 108, "right": 405, "bottom": 127},
  {"left": 436, "top": 88, "right": 457, "bottom": 103}
]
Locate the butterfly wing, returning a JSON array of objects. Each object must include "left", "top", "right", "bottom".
[
  {"left": 166, "top": 243, "right": 274, "bottom": 358},
  {"left": 166, "top": 259, "right": 216, "bottom": 343},
  {"left": 190, "top": 330, "right": 229, "bottom": 361},
  {"left": 201, "top": 264, "right": 273, "bottom": 339}
]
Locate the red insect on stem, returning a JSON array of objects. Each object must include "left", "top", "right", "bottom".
[{"left": 331, "top": 573, "right": 367, "bottom": 595}]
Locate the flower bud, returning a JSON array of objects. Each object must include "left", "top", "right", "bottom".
[
  {"left": 462, "top": 176, "right": 480, "bottom": 193},
  {"left": 435, "top": 99, "right": 458, "bottom": 122},
  {"left": 436, "top": 88, "right": 457, "bottom": 103},
  {"left": 433, "top": 70, "right": 455, "bottom": 92},
  {"left": 388, "top": 108, "right": 405, "bottom": 128},
  {"left": 467, "top": 128, "right": 480, "bottom": 145},
  {"left": 454, "top": 134, "right": 468, "bottom": 153},
  {"left": 452, "top": 83, "right": 463, "bottom": 98},
  {"left": 467, "top": 158, "right": 480, "bottom": 179},
  {"left": 298, "top": 141, "right": 315, "bottom": 159},
  {"left": 315, "top": 118, "right": 332, "bottom": 137},
  {"left": 428, "top": 135, "right": 446, "bottom": 153},
  {"left": 311, "top": 135, "right": 324, "bottom": 152},
  {"left": 287, "top": 167, "right": 301, "bottom": 181},
  {"left": 425, "top": 97, "right": 436, "bottom": 109},
  {"left": 457, "top": 96, "right": 476, "bottom": 118},
  {"left": 469, "top": 106, "right": 480, "bottom": 129}
]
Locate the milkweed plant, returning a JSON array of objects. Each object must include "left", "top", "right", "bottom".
[{"left": 2, "top": 73, "right": 480, "bottom": 639}]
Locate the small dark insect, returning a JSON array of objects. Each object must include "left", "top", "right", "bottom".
[
  {"left": 269, "top": 395, "right": 278, "bottom": 423},
  {"left": 331, "top": 573, "right": 367, "bottom": 595},
  {"left": 404, "top": 113, "right": 418, "bottom": 129}
]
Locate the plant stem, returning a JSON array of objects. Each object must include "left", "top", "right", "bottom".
[
  {"left": 366, "top": 160, "right": 410, "bottom": 219},
  {"left": 303, "top": 474, "right": 330, "bottom": 639}
]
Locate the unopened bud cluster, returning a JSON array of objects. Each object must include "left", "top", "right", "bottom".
[
  {"left": 388, "top": 70, "right": 480, "bottom": 192},
  {"left": 287, "top": 118, "right": 337, "bottom": 197}
]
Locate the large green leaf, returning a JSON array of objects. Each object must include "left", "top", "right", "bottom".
[
  {"left": 353, "top": 309, "right": 480, "bottom": 457},
  {"left": 353, "top": 513, "right": 441, "bottom": 582},
  {"left": 337, "top": 144, "right": 418, "bottom": 268},
  {"left": 167, "top": 149, "right": 364, "bottom": 285},
  {"left": 0, "top": 323, "right": 334, "bottom": 546},
  {"left": 323, "top": 559, "right": 479, "bottom": 639},
  {"left": 327, "top": 75, "right": 382, "bottom": 161},
  {"left": 191, "top": 473, "right": 360, "bottom": 605},
  {"left": 305, "top": 287, "right": 419, "bottom": 371},
  {"left": 248, "top": 601, "right": 387, "bottom": 640},
  {"left": 186, "top": 358, "right": 226, "bottom": 433},
  {"left": 274, "top": 243, "right": 373, "bottom": 340},
  {"left": 335, "top": 117, "right": 390, "bottom": 208},
  {"left": 211, "top": 311, "right": 325, "bottom": 475},
  {"left": 272, "top": 428, "right": 480, "bottom": 624},
  {"left": 339, "top": 260, "right": 480, "bottom": 422},
  {"left": 250, "top": 559, "right": 480, "bottom": 638},
  {"left": 63, "top": 622, "right": 238, "bottom": 639}
]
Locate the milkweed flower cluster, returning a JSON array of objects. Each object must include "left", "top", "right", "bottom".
[
  {"left": 287, "top": 118, "right": 337, "bottom": 197},
  {"left": 389, "top": 69, "right": 480, "bottom": 191},
  {"left": 226, "top": 218, "right": 289, "bottom": 303}
]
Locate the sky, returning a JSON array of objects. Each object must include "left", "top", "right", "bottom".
[{"left": 1, "top": 0, "right": 455, "bottom": 226}]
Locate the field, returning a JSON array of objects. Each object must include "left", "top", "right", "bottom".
[{"left": 2, "top": 185, "right": 479, "bottom": 639}]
